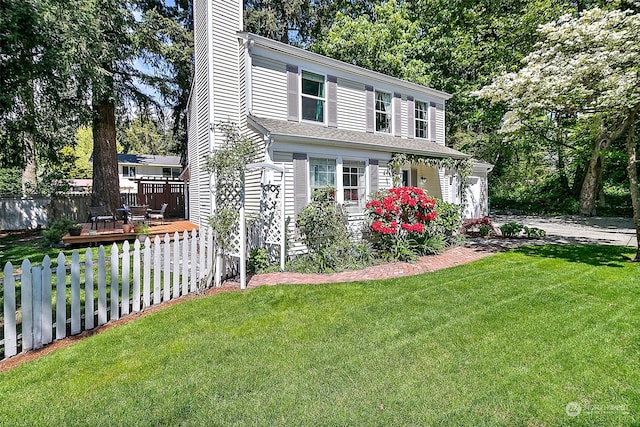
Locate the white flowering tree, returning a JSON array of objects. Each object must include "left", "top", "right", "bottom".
[{"left": 475, "top": 7, "right": 640, "bottom": 259}]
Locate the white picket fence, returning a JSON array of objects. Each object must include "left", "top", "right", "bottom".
[{"left": 1, "top": 228, "right": 215, "bottom": 361}]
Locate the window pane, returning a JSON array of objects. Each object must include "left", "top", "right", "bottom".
[
  {"left": 415, "top": 100, "right": 428, "bottom": 138},
  {"left": 376, "top": 112, "right": 391, "bottom": 132},
  {"left": 302, "top": 71, "right": 324, "bottom": 97},
  {"left": 375, "top": 91, "right": 392, "bottom": 133},
  {"left": 310, "top": 158, "right": 336, "bottom": 187},
  {"left": 302, "top": 97, "right": 324, "bottom": 122}
]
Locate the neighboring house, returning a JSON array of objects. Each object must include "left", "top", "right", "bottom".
[
  {"left": 117, "top": 154, "right": 182, "bottom": 193},
  {"left": 187, "top": 1, "right": 491, "bottom": 237}
]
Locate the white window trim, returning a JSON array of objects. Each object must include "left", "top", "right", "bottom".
[
  {"left": 300, "top": 69, "right": 327, "bottom": 125},
  {"left": 374, "top": 89, "right": 393, "bottom": 134},
  {"left": 342, "top": 159, "right": 367, "bottom": 211},
  {"left": 414, "top": 99, "right": 429, "bottom": 139},
  {"left": 308, "top": 156, "right": 337, "bottom": 203},
  {"left": 306, "top": 156, "right": 373, "bottom": 213}
]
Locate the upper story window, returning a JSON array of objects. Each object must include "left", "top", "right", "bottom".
[
  {"left": 122, "top": 166, "right": 136, "bottom": 177},
  {"left": 375, "top": 90, "right": 392, "bottom": 133},
  {"left": 301, "top": 71, "right": 325, "bottom": 123},
  {"left": 415, "top": 100, "right": 428, "bottom": 139}
]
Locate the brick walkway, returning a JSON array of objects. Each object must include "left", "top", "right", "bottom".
[{"left": 241, "top": 243, "right": 501, "bottom": 289}]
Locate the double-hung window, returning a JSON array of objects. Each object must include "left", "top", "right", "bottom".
[
  {"left": 309, "top": 158, "right": 336, "bottom": 200},
  {"left": 415, "top": 100, "right": 428, "bottom": 139},
  {"left": 301, "top": 71, "right": 325, "bottom": 123},
  {"left": 375, "top": 90, "right": 392, "bottom": 133},
  {"left": 343, "top": 160, "right": 366, "bottom": 213}
]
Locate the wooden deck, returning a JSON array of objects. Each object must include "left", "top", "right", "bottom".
[{"left": 61, "top": 219, "right": 199, "bottom": 246}]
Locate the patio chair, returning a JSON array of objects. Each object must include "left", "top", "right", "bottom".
[
  {"left": 89, "top": 206, "right": 115, "bottom": 230},
  {"left": 148, "top": 203, "right": 168, "bottom": 225},
  {"left": 128, "top": 205, "right": 148, "bottom": 224}
]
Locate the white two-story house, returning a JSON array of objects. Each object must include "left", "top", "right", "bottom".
[{"left": 187, "top": 1, "right": 491, "bottom": 241}]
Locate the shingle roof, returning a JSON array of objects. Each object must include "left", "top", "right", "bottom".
[
  {"left": 117, "top": 154, "right": 181, "bottom": 166},
  {"left": 248, "top": 116, "right": 469, "bottom": 159}
]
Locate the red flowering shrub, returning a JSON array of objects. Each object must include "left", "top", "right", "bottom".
[{"left": 365, "top": 187, "right": 439, "bottom": 260}]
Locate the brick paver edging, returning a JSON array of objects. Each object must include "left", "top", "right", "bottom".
[{"left": 243, "top": 244, "right": 502, "bottom": 288}]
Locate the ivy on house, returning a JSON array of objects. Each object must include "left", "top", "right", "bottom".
[{"left": 388, "top": 153, "right": 473, "bottom": 202}]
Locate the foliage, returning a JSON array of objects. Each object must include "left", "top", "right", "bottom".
[
  {"left": 205, "top": 122, "right": 257, "bottom": 255},
  {"left": 365, "top": 186, "right": 439, "bottom": 261},
  {"left": 207, "top": 208, "right": 239, "bottom": 255},
  {"left": 248, "top": 247, "right": 270, "bottom": 274},
  {"left": 429, "top": 199, "right": 463, "bottom": 243},
  {"left": 42, "top": 218, "right": 76, "bottom": 245},
  {"left": 0, "top": 168, "right": 22, "bottom": 195},
  {"left": 499, "top": 222, "right": 525, "bottom": 238},
  {"left": 479, "top": 225, "right": 492, "bottom": 237},
  {"left": 244, "top": 0, "right": 313, "bottom": 44},
  {"left": 286, "top": 240, "right": 376, "bottom": 274},
  {"left": 205, "top": 122, "right": 256, "bottom": 185},
  {"left": 523, "top": 226, "right": 547, "bottom": 238},
  {"left": 295, "top": 188, "right": 351, "bottom": 271},
  {"left": 475, "top": 7, "right": 640, "bottom": 218}
]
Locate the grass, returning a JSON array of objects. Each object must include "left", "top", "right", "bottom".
[
  {"left": 0, "top": 245, "right": 639, "bottom": 425},
  {"left": 0, "top": 230, "right": 128, "bottom": 268}
]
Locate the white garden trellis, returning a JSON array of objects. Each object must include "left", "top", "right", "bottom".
[{"left": 239, "top": 162, "right": 286, "bottom": 289}]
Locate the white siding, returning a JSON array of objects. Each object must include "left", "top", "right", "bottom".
[
  {"left": 243, "top": 128, "right": 266, "bottom": 216},
  {"left": 336, "top": 78, "right": 366, "bottom": 132},
  {"left": 272, "top": 151, "right": 306, "bottom": 254},
  {"left": 210, "top": 1, "right": 241, "bottom": 133},
  {"left": 189, "top": 0, "right": 210, "bottom": 225},
  {"left": 378, "top": 160, "right": 393, "bottom": 190},
  {"left": 251, "top": 55, "right": 288, "bottom": 120}
]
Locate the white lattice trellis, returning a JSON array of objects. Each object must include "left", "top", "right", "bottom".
[{"left": 239, "top": 163, "right": 286, "bottom": 289}]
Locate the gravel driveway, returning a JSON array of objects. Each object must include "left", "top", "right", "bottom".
[{"left": 490, "top": 215, "right": 637, "bottom": 247}]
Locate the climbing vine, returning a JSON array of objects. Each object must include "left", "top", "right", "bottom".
[
  {"left": 389, "top": 153, "right": 473, "bottom": 203},
  {"left": 204, "top": 121, "right": 257, "bottom": 254}
]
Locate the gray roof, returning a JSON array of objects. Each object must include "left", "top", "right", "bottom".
[
  {"left": 248, "top": 116, "right": 469, "bottom": 159},
  {"left": 117, "top": 154, "right": 182, "bottom": 167}
]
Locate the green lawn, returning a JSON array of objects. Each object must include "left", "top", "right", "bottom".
[
  {"left": 0, "top": 231, "right": 126, "bottom": 268},
  {"left": 1, "top": 245, "right": 638, "bottom": 426}
]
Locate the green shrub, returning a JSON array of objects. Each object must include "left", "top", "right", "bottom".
[
  {"left": 296, "top": 187, "right": 348, "bottom": 255},
  {"left": 43, "top": 218, "right": 76, "bottom": 244},
  {"left": 523, "top": 226, "right": 546, "bottom": 238},
  {"left": 248, "top": 247, "right": 270, "bottom": 274},
  {"left": 499, "top": 222, "right": 524, "bottom": 238},
  {"left": 429, "top": 199, "right": 462, "bottom": 243},
  {"left": 479, "top": 224, "right": 492, "bottom": 237}
]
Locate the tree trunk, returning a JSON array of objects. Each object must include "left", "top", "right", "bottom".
[
  {"left": 21, "top": 132, "right": 37, "bottom": 195},
  {"left": 626, "top": 120, "right": 640, "bottom": 261},
  {"left": 91, "top": 96, "right": 120, "bottom": 215},
  {"left": 579, "top": 135, "right": 610, "bottom": 216}
]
